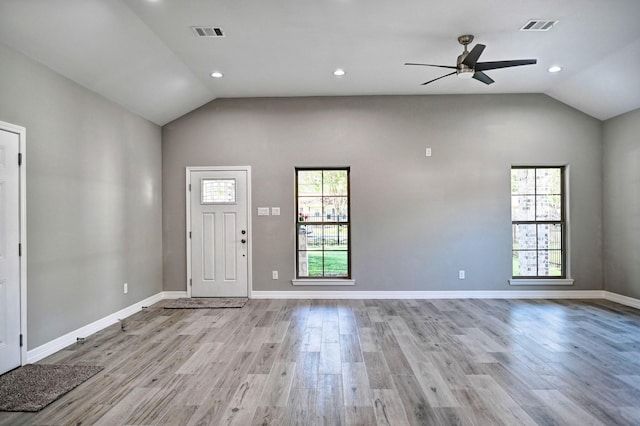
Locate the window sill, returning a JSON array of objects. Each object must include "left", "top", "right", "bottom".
[
  {"left": 292, "top": 279, "right": 356, "bottom": 286},
  {"left": 509, "top": 278, "right": 574, "bottom": 286}
]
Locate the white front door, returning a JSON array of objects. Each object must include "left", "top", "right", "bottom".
[
  {"left": 189, "top": 168, "right": 249, "bottom": 298},
  {"left": 0, "top": 127, "right": 21, "bottom": 375}
]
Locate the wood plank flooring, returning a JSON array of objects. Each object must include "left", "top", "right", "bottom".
[{"left": 2, "top": 298, "right": 640, "bottom": 425}]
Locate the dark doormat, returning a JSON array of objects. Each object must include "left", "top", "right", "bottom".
[
  {"left": 0, "top": 364, "right": 103, "bottom": 412},
  {"left": 164, "top": 297, "right": 248, "bottom": 309}
]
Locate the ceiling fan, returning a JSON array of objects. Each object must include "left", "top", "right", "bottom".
[{"left": 405, "top": 35, "right": 537, "bottom": 85}]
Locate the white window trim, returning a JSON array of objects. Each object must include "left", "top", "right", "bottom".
[
  {"left": 509, "top": 278, "right": 574, "bottom": 286},
  {"left": 292, "top": 279, "right": 356, "bottom": 286}
]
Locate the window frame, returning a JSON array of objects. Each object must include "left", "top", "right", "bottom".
[
  {"left": 294, "top": 167, "right": 352, "bottom": 282},
  {"left": 510, "top": 166, "right": 572, "bottom": 283}
]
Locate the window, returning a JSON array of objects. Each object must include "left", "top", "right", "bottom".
[
  {"left": 511, "top": 167, "right": 566, "bottom": 279},
  {"left": 295, "top": 168, "right": 350, "bottom": 279}
]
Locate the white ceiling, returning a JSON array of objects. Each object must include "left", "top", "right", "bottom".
[{"left": 1, "top": 0, "right": 639, "bottom": 126}]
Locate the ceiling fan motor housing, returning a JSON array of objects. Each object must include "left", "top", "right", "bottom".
[{"left": 456, "top": 53, "right": 475, "bottom": 78}]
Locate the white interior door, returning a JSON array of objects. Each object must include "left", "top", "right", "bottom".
[
  {"left": 190, "top": 169, "right": 249, "bottom": 298},
  {"left": 0, "top": 128, "right": 21, "bottom": 375}
]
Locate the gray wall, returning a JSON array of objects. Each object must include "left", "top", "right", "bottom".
[
  {"left": 603, "top": 107, "right": 640, "bottom": 299},
  {"left": 0, "top": 43, "right": 163, "bottom": 348},
  {"left": 163, "top": 95, "right": 603, "bottom": 293}
]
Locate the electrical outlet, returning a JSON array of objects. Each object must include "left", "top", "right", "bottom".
[
  {"left": 458, "top": 270, "right": 465, "bottom": 280},
  {"left": 272, "top": 270, "right": 278, "bottom": 280},
  {"left": 426, "top": 147, "right": 432, "bottom": 157},
  {"left": 124, "top": 282, "right": 128, "bottom": 294}
]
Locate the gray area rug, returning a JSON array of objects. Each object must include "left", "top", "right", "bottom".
[
  {"left": 0, "top": 364, "right": 103, "bottom": 412},
  {"left": 164, "top": 297, "right": 248, "bottom": 309}
]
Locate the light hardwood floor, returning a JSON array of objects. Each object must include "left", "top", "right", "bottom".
[{"left": 1, "top": 298, "right": 640, "bottom": 425}]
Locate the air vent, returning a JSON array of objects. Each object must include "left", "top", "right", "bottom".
[
  {"left": 520, "top": 20, "right": 558, "bottom": 31},
  {"left": 191, "top": 26, "right": 225, "bottom": 37}
]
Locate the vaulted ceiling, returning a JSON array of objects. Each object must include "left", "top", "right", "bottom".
[{"left": 1, "top": 0, "right": 639, "bottom": 126}]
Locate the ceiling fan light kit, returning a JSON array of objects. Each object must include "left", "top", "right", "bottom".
[
  {"left": 405, "top": 34, "right": 537, "bottom": 86},
  {"left": 457, "top": 69, "right": 475, "bottom": 79}
]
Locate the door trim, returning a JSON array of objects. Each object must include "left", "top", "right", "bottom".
[
  {"left": 186, "top": 166, "right": 252, "bottom": 298},
  {"left": 0, "top": 120, "right": 27, "bottom": 366}
]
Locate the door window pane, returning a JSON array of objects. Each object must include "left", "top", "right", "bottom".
[{"left": 202, "top": 179, "right": 236, "bottom": 204}]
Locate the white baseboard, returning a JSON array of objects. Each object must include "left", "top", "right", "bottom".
[
  {"left": 27, "top": 291, "right": 190, "bottom": 363},
  {"left": 252, "top": 289, "right": 640, "bottom": 310},
  {"left": 603, "top": 291, "right": 640, "bottom": 309},
  {"left": 161, "top": 291, "right": 188, "bottom": 299},
  {"left": 250, "top": 290, "right": 606, "bottom": 300},
  {"left": 27, "top": 292, "right": 164, "bottom": 363}
]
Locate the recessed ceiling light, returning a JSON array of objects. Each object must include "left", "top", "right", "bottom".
[
  {"left": 210, "top": 71, "right": 224, "bottom": 78},
  {"left": 548, "top": 66, "right": 562, "bottom": 73},
  {"left": 333, "top": 68, "right": 345, "bottom": 77}
]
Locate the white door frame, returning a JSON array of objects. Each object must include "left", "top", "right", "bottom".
[
  {"left": 186, "top": 166, "right": 252, "bottom": 298},
  {"left": 0, "top": 120, "right": 27, "bottom": 366}
]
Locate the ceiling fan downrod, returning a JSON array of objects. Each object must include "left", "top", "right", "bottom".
[{"left": 456, "top": 35, "right": 475, "bottom": 78}]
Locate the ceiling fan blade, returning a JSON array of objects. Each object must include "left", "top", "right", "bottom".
[
  {"left": 475, "top": 59, "right": 537, "bottom": 71},
  {"left": 405, "top": 63, "right": 458, "bottom": 69},
  {"left": 461, "top": 44, "right": 486, "bottom": 68},
  {"left": 421, "top": 71, "right": 457, "bottom": 85},
  {"left": 472, "top": 71, "right": 495, "bottom": 85}
]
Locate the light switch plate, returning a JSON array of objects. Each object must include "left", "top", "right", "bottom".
[
  {"left": 272, "top": 207, "right": 280, "bottom": 216},
  {"left": 257, "top": 207, "right": 270, "bottom": 216}
]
